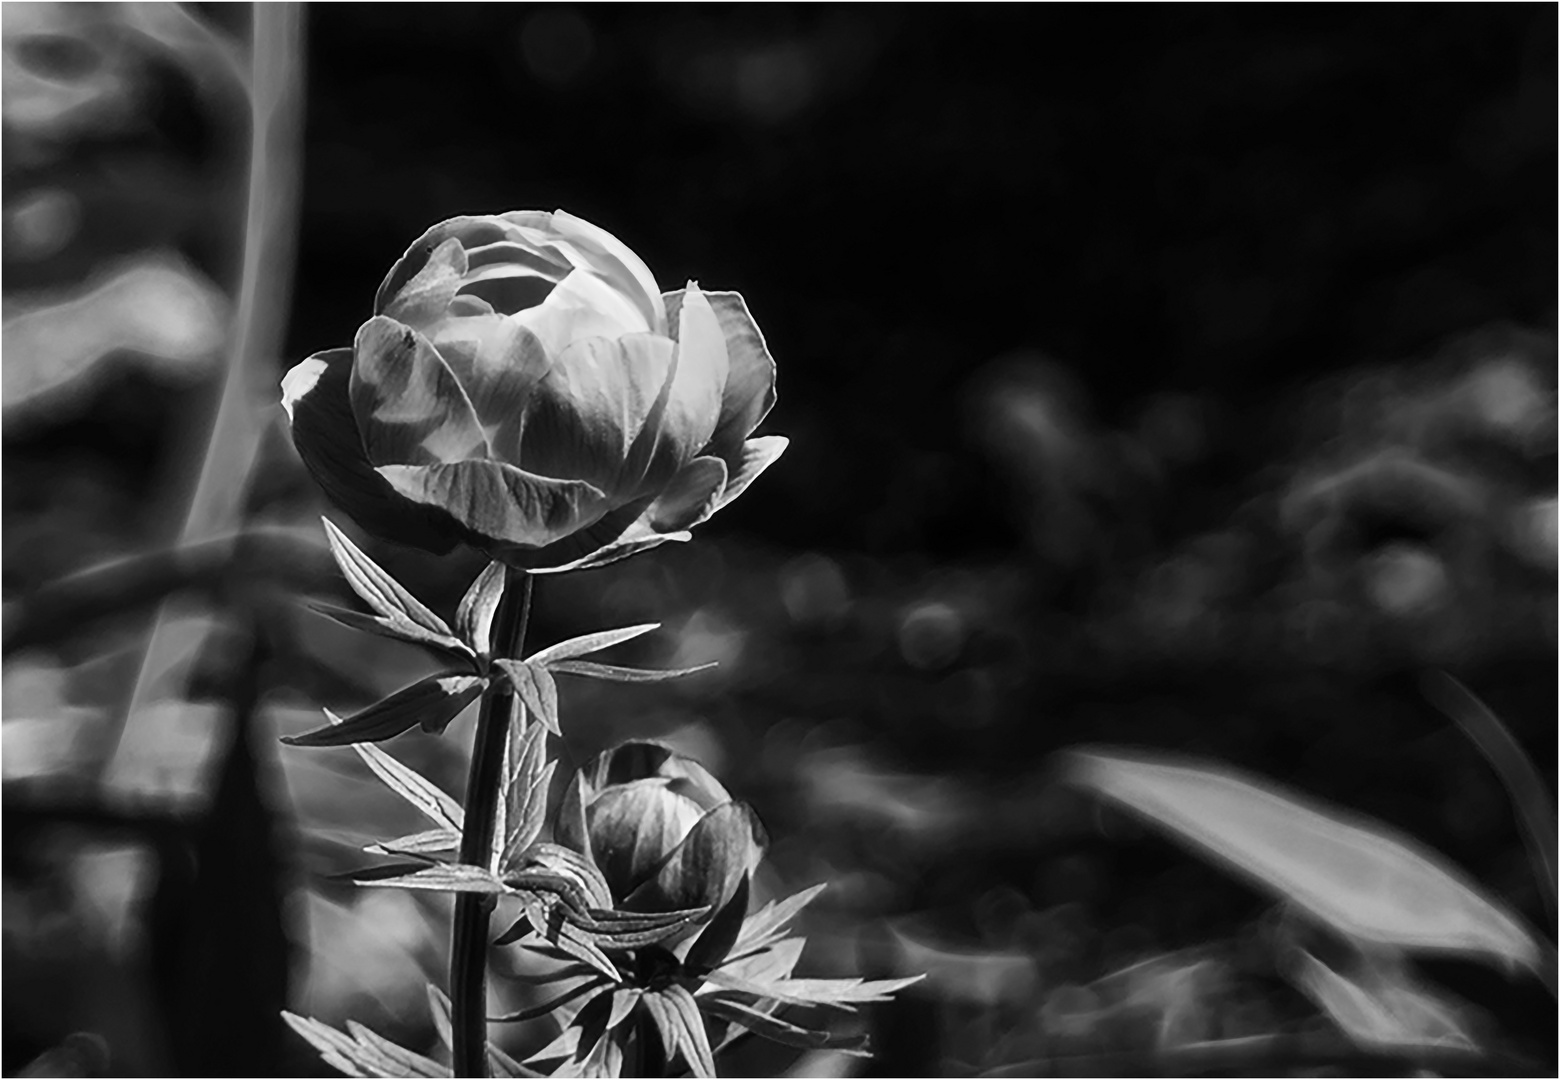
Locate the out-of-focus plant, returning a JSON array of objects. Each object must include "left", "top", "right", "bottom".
[
  {"left": 277, "top": 209, "right": 918, "bottom": 1077},
  {"left": 1054, "top": 672, "right": 1556, "bottom": 1074}
]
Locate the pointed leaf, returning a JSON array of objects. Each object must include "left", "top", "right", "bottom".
[
  {"left": 321, "top": 517, "right": 455, "bottom": 639},
  {"left": 282, "top": 1013, "right": 450, "bottom": 1078},
  {"left": 547, "top": 660, "right": 718, "bottom": 684},
  {"left": 686, "top": 874, "right": 751, "bottom": 974},
  {"left": 503, "top": 759, "right": 557, "bottom": 870},
  {"left": 526, "top": 624, "right": 660, "bottom": 666},
  {"left": 732, "top": 884, "right": 826, "bottom": 955},
  {"left": 719, "top": 936, "right": 806, "bottom": 987},
  {"left": 358, "top": 863, "right": 510, "bottom": 894},
  {"left": 642, "top": 986, "right": 715, "bottom": 1078},
  {"left": 496, "top": 660, "right": 560, "bottom": 735},
  {"left": 703, "top": 971, "right": 925, "bottom": 1009},
  {"left": 1064, "top": 749, "right": 1544, "bottom": 972},
  {"left": 346, "top": 1021, "right": 447, "bottom": 1078},
  {"left": 606, "top": 989, "right": 642, "bottom": 1032},
  {"left": 427, "top": 986, "right": 454, "bottom": 1053},
  {"left": 366, "top": 828, "right": 461, "bottom": 858},
  {"left": 457, "top": 561, "right": 508, "bottom": 656},
  {"left": 493, "top": 978, "right": 612, "bottom": 1023},
  {"left": 487, "top": 1042, "right": 541, "bottom": 1078},
  {"left": 282, "top": 674, "right": 485, "bottom": 747},
  {"left": 698, "top": 997, "right": 870, "bottom": 1055},
  {"left": 352, "top": 741, "right": 464, "bottom": 830},
  {"left": 308, "top": 600, "right": 473, "bottom": 660}
]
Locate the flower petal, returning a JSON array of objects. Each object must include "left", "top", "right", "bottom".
[
  {"left": 709, "top": 436, "right": 788, "bottom": 516},
  {"left": 281, "top": 348, "right": 461, "bottom": 553},
  {"left": 382, "top": 236, "right": 467, "bottom": 330},
  {"left": 375, "top": 216, "right": 547, "bottom": 315},
  {"left": 514, "top": 268, "right": 651, "bottom": 358},
  {"left": 425, "top": 317, "right": 550, "bottom": 463},
  {"left": 649, "top": 456, "right": 728, "bottom": 532},
  {"left": 518, "top": 332, "right": 677, "bottom": 492},
  {"left": 623, "top": 802, "right": 765, "bottom": 914},
  {"left": 350, "top": 316, "right": 491, "bottom": 467},
  {"left": 377, "top": 458, "right": 608, "bottom": 548},
  {"left": 546, "top": 209, "right": 667, "bottom": 333},
  {"left": 587, "top": 779, "right": 706, "bottom": 900},
  {"left": 663, "top": 289, "right": 777, "bottom": 465},
  {"left": 636, "top": 283, "right": 729, "bottom": 489}
]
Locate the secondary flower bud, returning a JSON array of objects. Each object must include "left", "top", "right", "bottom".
[
  {"left": 282, "top": 210, "right": 787, "bottom": 571},
  {"left": 557, "top": 742, "right": 764, "bottom": 917}
]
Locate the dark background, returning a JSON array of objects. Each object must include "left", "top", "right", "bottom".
[{"left": 4, "top": 4, "right": 1556, "bottom": 1076}]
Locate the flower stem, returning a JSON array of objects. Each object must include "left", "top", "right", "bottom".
[{"left": 452, "top": 567, "right": 533, "bottom": 1078}]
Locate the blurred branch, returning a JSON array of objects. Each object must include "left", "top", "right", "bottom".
[
  {"left": 102, "top": 3, "right": 305, "bottom": 791},
  {"left": 2, "top": 527, "right": 330, "bottom": 657}
]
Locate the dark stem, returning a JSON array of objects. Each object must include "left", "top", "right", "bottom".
[{"left": 451, "top": 567, "right": 533, "bottom": 1078}]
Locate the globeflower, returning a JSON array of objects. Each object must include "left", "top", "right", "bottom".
[{"left": 281, "top": 210, "right": 787, "bottom": 571}]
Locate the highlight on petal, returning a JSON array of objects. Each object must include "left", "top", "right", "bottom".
[
  {"left": 378, "top": 458, "right": 608, "bottom": 549},
  {"left": 548, "top": 208, "right": 667, "bottom": 333},
  {"left": 350, "top": 316, "right": 490, "bottom": 467},
  {"left": 710, "top": 435, "right": 788, "bottom": 516},
  {"left": 664, "top": 288, "right": 778, "bottom": 464},
  {"left": 516, "top": 267, "right": 650, "bottom": 355},
  {"left": 281, "top": 348, "right": 461, "bottom": 554},
  {"left": 381, "top": 236, "right": 467, "bottom": 330}
]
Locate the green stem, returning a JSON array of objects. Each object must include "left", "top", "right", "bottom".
[{"left": 452, "top": 568, "right": 533, "bottom": 1078}]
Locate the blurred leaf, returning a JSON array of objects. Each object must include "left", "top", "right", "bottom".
[
  {"left": 1289, "top": 949, "right": 1479, "bottom": 1052},
  {"left": 320, "top": 519, "right": 470, "bottom": 659},
  {"left": 1063, "top": 748, "right": 1544, "bottom": 973},
  {"left": 494, "top": 660, "right": 559, "bottom": 736},
  {"left": 546, "top": 659, "right": 718, "bottom": 683},
  {"left": 526, "top": 623, "right": 660, "bottom": 666},
  {"left": 282, "top": 1012, "right": 446, "bottom": 1078},
  {"left": 456, "top": 561, "right": 507, "bottom": 657},
  {"left": 281, "top": 673, "right": 485, "bottom": 747},
  {"left": 351, "top": 741, "right": 463, "bottom": 831}
]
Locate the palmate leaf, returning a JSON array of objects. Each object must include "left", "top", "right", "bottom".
[
  {"left": 320, "top": 517, "right": 471, "bottom": 657},
  {"left": 282, "top": 673, "right": 486, "bottom": 747},
  {"left": 1063, "top": 748, "right": 1545, "bottom": 973}
]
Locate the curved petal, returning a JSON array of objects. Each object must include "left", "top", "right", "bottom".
[
  {"left": 281, "top": 348, "right": 461, "bottom": 554},
  {"left": 350, "top": 316, "right": 490, "bottom": 467},
  {"left": 586, "top": 779, "right": 706, "bottom": 900},
  {"left": 708, "top": 436, "right": 788, "bottom": 517},
  {"left": 514, "top": 268, "right": 650, "bottom": 357},
  {"left": 425, "top": 317, "right": 550, "bottom": 463},
  {"left": 382, "top": 237, "right": 467, "bottom": 331},
  {"left": 585, "top": 742, "right": 733, "bottom": 807},
  {"left": 548, "top": 209, "right": 667, "bottom": 333},
  {"left": 517, "top": 332, "right": 677, "bottom": 492},
  {"left": 623, "top": 802, "right": 766, "bottom": 915},
  {"left": 663, "top": 289, "right": 777, "bottom": 466},
  {"left": 375, "top": 216, "right": 529, "bottom": 315},
  {"left": 497, "top": 494, "right": 654, "bottom": 571},
  {"left": 377, "top": 458, "right": 608, "bottom": 548},
  {"left": 636, "top": 284, "right": 729, "bottom": 491},
  {"left": 649, "top": 456, "right": 727, "bottom": 532}
]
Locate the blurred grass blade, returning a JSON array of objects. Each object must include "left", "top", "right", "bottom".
[
  {"left": 104, "top": 3, "right": 304, "bottom": 794},
  {"left": 1422, "top": 671, "right": 1557, "bottom": 928},
  {"left": 1062, "top": 748, "right": 1543, "bottom": 973}
]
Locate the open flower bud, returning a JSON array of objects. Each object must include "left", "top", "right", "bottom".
[
  {"left": 557, "top": 742, "right": 765, "bottom": 917},
  {"left": 282, "top": 210, "right": 787, "bottom": 571}
]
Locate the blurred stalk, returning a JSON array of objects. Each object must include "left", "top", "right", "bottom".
[
  {"left": 101, "top": 3, "right": 304, "bottom": 794},
  {"left": 452, "top": 570, "right": 534, "bottom": 1078}
]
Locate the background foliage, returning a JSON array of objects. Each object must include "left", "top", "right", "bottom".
[{"left": 4, "top": 4, "right": 1555, "bottom": 1075}]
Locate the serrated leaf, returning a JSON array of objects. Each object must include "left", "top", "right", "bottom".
[
  {"left": 352, "top": 741, "right": 464, "bottom": 830},
  {"left": 283, "top": 1012, "right": 449, "bottom": 1078},
  {"left": 1064, "top": 748, "right": 1544, "bottom": 972},
  {"left": 496, "top": 660, "right": 559, "bottom": 735},
  {"left": 308, "top": 600, "right": 472, "bottom": 662},
  {"left": 731, "top": 884, "right": 826, "bottom": 956},
  {"left": 546, "top": 660, "right": 717, "bottom": 684},
  {"left": 457, "top": 560, "right": 508, "bottom": 656},
  {"left": 493, "top": 977, "right": 612, "bottom": 1023},
  {"left": 282, "top": 674, "right": 486, "bottom": 747},
  {"left": 321, "top": 518, "right": 457, "bottom": 641},
  {"left": 357, "top": 863, "right": 510, "bottom": 894},
  {"left": 698, "top": 997, "right": 871, "bottom": 1055},
  {"left": 366, "top": 828, "right": 461, "bottom": 859},
  {"left": 526, "top": 624, "right": 660, "bottom": 666}
]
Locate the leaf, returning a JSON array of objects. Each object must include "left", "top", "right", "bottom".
[
  {"left": 703, "top": 971, "right": 926, "bottom": 1009},
  {"left": 493, "top": 978, "right": 612, "bottom": 1023},
  {"left": 1063, "top": 748, "right": 1544, "bottom": 972},
  {"left": 321, "top": 517, "right": 461, "bottom": 643},
  {"left": 502, "top": 759, "right": 557, "bottom": 872},
  {"left": 495, "top": 660, "right": 560, "bottom": 735},
  {"left": 526, "top": 624, "right": 660, "bottom": 666},
  {"left": 352, "top": 742, "right": 464, "bottom": 830},
  {"left": 457, "top": 561, "right": 508, "bottom": 656},
  {"left": 547, "top": 660, "right": 717, "bottom": 684},
  {"left": 1289, "top": 949, "right": 1480, "bottom": 1053},
  {"left": 427, "top": 986, "right": 454, "bottom": 1053},
  {"left": 282, "top": 674, "right": 486, "bottom": 747},
  {"left": 698, "top": 997, "right": 870, "bottom": 1056},
  {"left": 730, "top": 884, "right": 826, "bottom": 956},
  {"left": 282, "top": 1013, "right": 449, "bottom": 1078},
  {"left": 357, "top": 863, "right": 510, "bottom": 895},
  {"left": 365, "top": 828, "right": 461, "bottom": 859},
  {"left": 308, "top": 600, "right": 472, "bottom": 662}
]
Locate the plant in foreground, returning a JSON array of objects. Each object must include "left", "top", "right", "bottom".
[{"left": 277, "top": 209, "right": 918, "bottom": 1077}]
